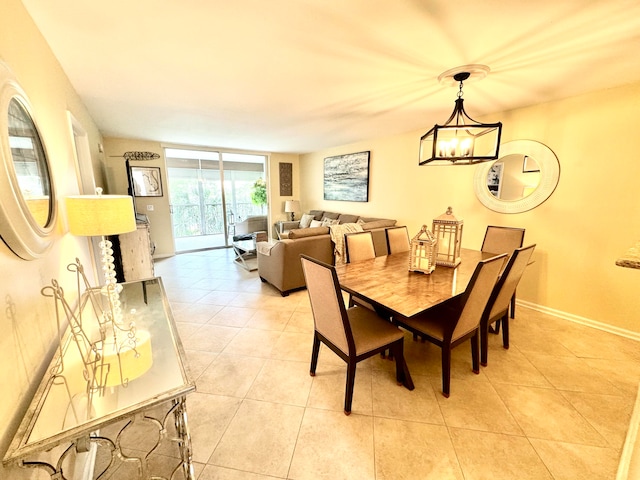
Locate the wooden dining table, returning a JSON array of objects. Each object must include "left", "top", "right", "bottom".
[{"left": 334, "top": 248, "right": 499, "bottom": 318}]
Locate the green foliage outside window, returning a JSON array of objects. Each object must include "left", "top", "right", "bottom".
[{"left": 251, "top": 178, "right": 267, "bottom": 207}]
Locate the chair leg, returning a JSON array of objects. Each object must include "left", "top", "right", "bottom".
[
  {"left": 309, "top": 334, "right": 321, "bottom": 376},
  {"left": 510, "top": 293, "right": 516, "bottom": 319},
  {"left": 480, "top": 320, "right": 489, "bottom": 367},
  {"left": 471, "top": 331, "right": 480, "bottom": 374},
  {"left": 390, "top": 341, "right": 414, "bottom": 390},
  {"left": 344, "top": 361, "right": 357, "bottom": 415},
  {"left": 441, "top": 346, "right": 451, "bottom": 398},
  {"left": 502, "top": 313, "right": 510, "bottom": 349}
]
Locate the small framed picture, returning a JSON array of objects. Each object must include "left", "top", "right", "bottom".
[{"left": 131, "top": 166, "right": 163, "bottom": 197}]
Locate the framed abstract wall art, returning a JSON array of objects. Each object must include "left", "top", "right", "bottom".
[{"left": 323, "top": 151, "right": 370, "bottom": 202}]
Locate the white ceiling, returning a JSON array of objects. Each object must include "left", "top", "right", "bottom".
[{"left": 20, "top": 0, "right": 640, "bottom": 154}]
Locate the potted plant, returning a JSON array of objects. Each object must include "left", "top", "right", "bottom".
[{"left": 251, "top": 178, "right": 267, "bottom": 213}]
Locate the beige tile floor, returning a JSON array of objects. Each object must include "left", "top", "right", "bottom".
[{"left": 154, "top": 248, "right": 640, "bottom": 480}]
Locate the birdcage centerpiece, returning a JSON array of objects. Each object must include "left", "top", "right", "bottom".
[
  {"left": 409, "top": 225, "right": 437, "bottom": 274},
  {"left": 432, "top": 207, "right": 463, "bottom": 267}
]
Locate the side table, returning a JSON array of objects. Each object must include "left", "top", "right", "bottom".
[{"left": 2, "top": 278, "right": 196, "bottom": 480}]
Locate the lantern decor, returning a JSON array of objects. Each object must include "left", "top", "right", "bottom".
[
  {"left": 409, "top": 225, "right": 437, "bottom": 274},
  {"left": 432, "top": 207, "right": 464, "bottom": 267}
]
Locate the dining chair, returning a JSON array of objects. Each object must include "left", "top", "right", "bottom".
[
  {"left": 393, "top": 253, "right": 507, "bottom": 397},
  {"left": 385, "top": 226, "right": 410, "bottom": 254},
  {"left": 344, "top": 231, "right": 377, "bottom": 310},
  {"left": 344, "top": 231, "right": 376, "bottom": 263},
  {"left": 480, "top": 244, "right": 536, "bottom": 366},
  {"left": 481, "top": 225, "right": 525, "bottom": 319},
  {"left": 300, "top": 254, "right": 414, "bottom": 414}
]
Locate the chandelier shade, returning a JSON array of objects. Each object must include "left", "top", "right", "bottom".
[{"left": 420, "top": 71, "right": 502, "bottom": 166}]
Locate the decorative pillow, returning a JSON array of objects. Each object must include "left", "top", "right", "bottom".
[
  {"left": 299, "top": 213, "right": 315, "bottom": 228},
  {"left": 321, "top": 217, "right": 340, "bottom": 226},
  {"left": 287, "top": 226, "right": 330, "bottom": 238},
  {"left": 309, "top": 210, "right": 325, "bottom": 221},
  {"left": 338, "top": 214, "right": 359, "bottom": 224},
  {"left": 361, "top": 219, "right": 397, "bottom": 230},
  {"left": 357, "top": 218, "right": 366, "bottom": 224},
  {"left": 310, "top": 219, "right": 323, "bottom": 228},
  {"left": 322, "top": 211, "right": 340, "bottom": 220}
]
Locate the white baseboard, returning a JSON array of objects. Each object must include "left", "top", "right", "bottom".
[
  {"left": 516, "top": 299, "right": 640, "bottom": 342},
  {"left": 618, "top": 383, "right": 640, "bottom": 479}
]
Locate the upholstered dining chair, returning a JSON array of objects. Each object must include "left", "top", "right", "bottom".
[
  {"left": 481, "top": 226, "right": 525, "bottom": 319},
  {"left": 344, "top": 231, "right": 377, "bottom": 310},
  {"left": 344, "top": 231, "right": 376, "bottom": 263},
  {"left": 385, "top": 226, "right": 410, "bottom": 254},
  {"left": 480, "top": 244, "right": 536, "bottom": 366},
  {"left": 300, "top": 255, "right": 414, "bottom": 414},
  {"left": 393, "top": 253, "right": 507, "bottom": 397}
]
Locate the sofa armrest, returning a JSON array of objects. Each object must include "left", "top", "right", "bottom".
[{"left": 257, "top": 235, "right": 333, "bottom": 295}]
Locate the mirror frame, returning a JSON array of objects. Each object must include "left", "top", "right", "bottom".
[
  {"left": 0, "top": 61, "right": 57, "bottom": 259},
  {"left": 474, "top": 139, "right": 560, "bottom": 214}
]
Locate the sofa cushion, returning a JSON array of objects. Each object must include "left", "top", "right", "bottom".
[
  {"left": 287, "top": 226, "right": 330, "bottom": 239},
  {"left": 322, "top": 211, "right": 340, "bottom": 220},
  {"left": 309, "top": 210, "right": 325, "bottom": 221},
  {"left": 338, "top": 214, "right": 359, "bottom": 224},
  {"left": 299, "top": 213, "right": 315, "bottom": 228},
  {"left": 310, "top": 219, "right": 323, "bottom": 228},
  {"left": 361, "top": 219, "right": 397, "bottom": 230}
]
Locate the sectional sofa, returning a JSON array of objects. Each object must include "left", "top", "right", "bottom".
[{"left": 257, "top": 210, "right": 397, "bottom": 296}]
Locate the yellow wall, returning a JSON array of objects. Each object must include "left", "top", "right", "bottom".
[
  {"left": 0, "top": 0, "right": 103, "bottom": 469},
  {"left": 267, "top": 153, "right": 301, "bottom": 231},
  {"left": 300, "top": 82, "right": 640, "bottom": 333}
]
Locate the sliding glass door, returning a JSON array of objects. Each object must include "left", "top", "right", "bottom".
[{"left": 165, "top": 148, "right": 266, "bottom": 252}]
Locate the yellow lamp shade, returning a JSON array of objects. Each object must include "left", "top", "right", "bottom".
[{"left": 65, "top": 195, "right": 136, "bottom": 236}]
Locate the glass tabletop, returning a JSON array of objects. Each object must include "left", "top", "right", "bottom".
[{"left": 4, "top": 277, "right": 194, "bottom": 463}]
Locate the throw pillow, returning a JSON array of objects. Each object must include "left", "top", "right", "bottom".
[
  {"left": 321, "top": 217, "right": 340, "bottom": 226},
  {"left": 310, "top": 219, "right": 323, "bottom": 228},
  {"left": 299, "top": 213, "right": 314, "bottom": 228}
]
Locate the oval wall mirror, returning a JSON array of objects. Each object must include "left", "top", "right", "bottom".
[
  {"left": 473, "top": 139, "right": 559, "bottom": 214},
  {"left": 0, "top": 61, "right": 57, "bottom": 259}
]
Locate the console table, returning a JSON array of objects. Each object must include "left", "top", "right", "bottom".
[{"left": 2, "top": 277, "right": 196, "bottom": 480}]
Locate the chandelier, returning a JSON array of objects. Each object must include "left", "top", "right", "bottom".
[{"left": 419, "top": 67, "right": 502, "bottom": 166}]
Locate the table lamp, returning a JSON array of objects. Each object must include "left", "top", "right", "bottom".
[
  {"left": 65, "top": 188, "right": 136, "bottom": 323},
  {"left": 284, "top": 200, "right": 300, "bottom": 221}
]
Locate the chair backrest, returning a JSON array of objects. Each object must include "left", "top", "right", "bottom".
[
  {"left": 344, "top": 231, "right": 375, "bottom": 263},
  {"left": 300, "top": 255, "right": 354, "bottom": 355},
  {"left": 481, "top": 226, "right": 525, "bottom": 256},
  {"left": 452, "top": 254, "right": 507, "bottom": 340},
  {"left": 385, "top": 226, "right": 410, "bottom": 254},
  {"left": 486, "top": 244, "right": 536, "bottom": 319}
]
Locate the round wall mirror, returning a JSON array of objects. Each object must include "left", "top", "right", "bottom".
[
  {"left": 474, "top": 140, "right": 559, "bottom": 213},
  {"left": 0, "top": 61, "right": 57, "bottom": 259}
]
